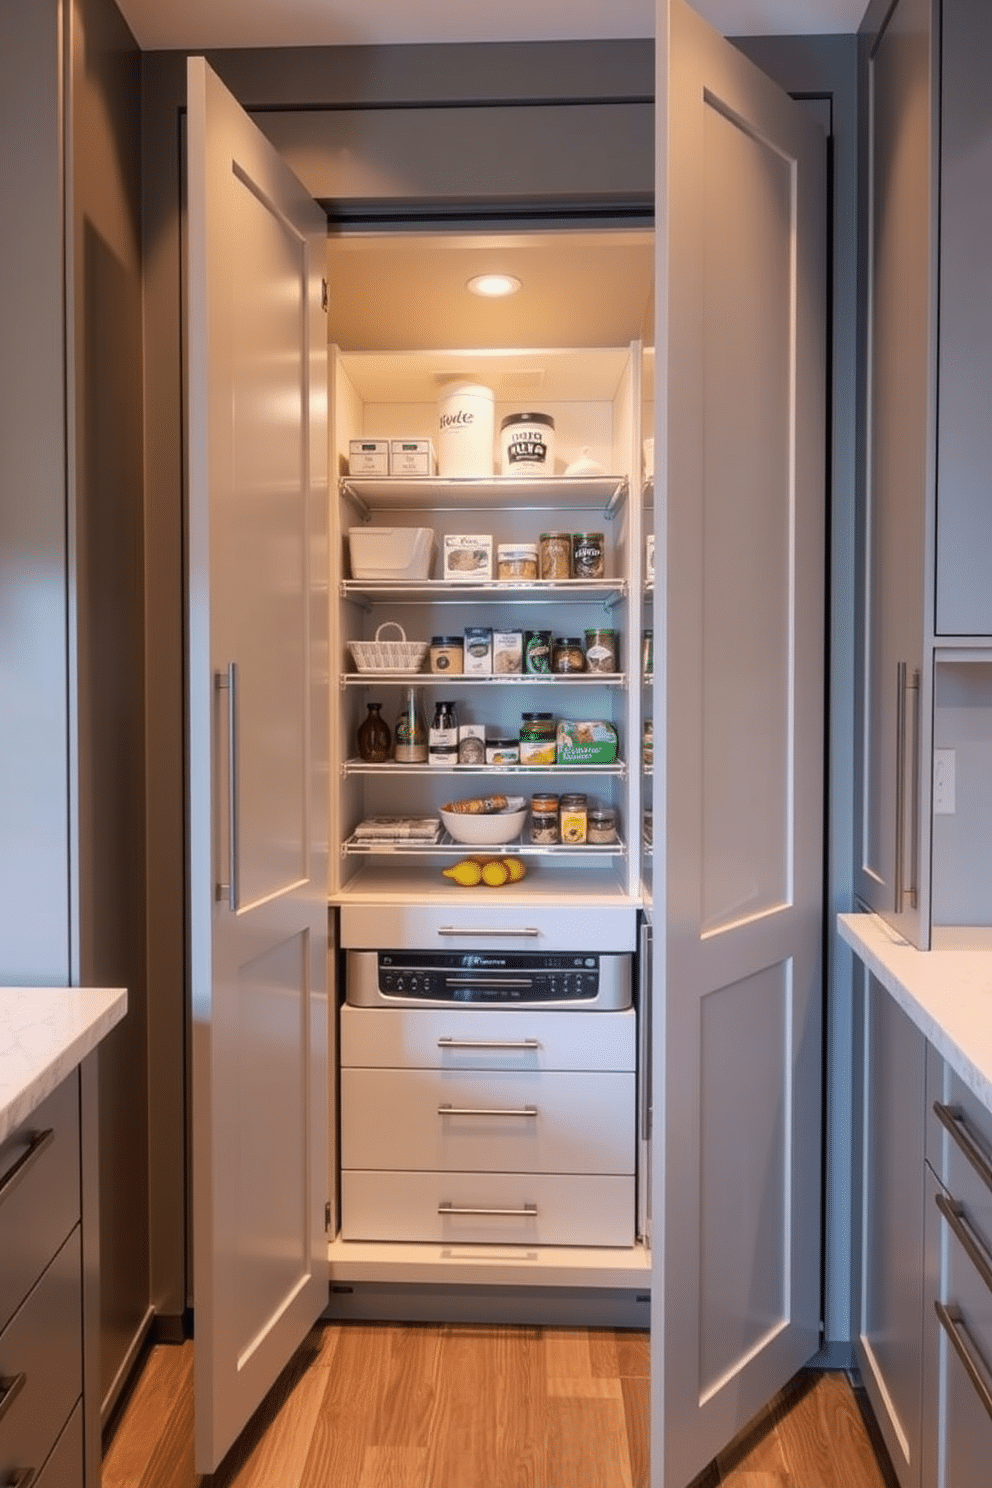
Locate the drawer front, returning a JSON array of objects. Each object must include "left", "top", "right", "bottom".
[
  {"left": 930, "top": 1168, "right": 992, "bottom": 1488},
  {"left": 341, "top": 1170, "right": 636, "bottom": 1247},
  {"left": 35, "top": 1403, "right": 83, "bottom": 1488},
  {"left": 0, "top": 1076, "right": 81, "bottom": 1335},
  {"left": 0, "top": 1229, "right": 82, "bottom": 1479},
  {"left": 341, "top": 1068, "right": 635, "bottom": 1175},
  {"left": 340, "top": 1005, "right": 636, "bottom": 1072},
  {"left": 340, "top": 902, "right": 638, "bottom": 952},
  {"left": 929, "top": 1062, "right": 992, "bottom": 1266}
]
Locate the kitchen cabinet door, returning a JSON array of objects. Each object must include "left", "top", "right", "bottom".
[
  {"left": 186, "top": 57, "right": 329, "bottom": 1474},
  {"left": 654, "top": 3, "right": 826, "bottom": 1483},
  {"left": 855, "top": 0, "right": 937, "bottom": 947}
]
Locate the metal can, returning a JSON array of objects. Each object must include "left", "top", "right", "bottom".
[{"left": 572, "top": 531, "right": 605, "bottom": 579}]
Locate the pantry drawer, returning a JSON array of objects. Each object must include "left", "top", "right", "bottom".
[
  {"left": 0, "top": 1075, "right": 80, "bottom": 1335},
  {"left": 34, "top": 1403, "right": 83, "bottom": 1488},
  {"left": 340, "top": 902, "right": 638, "bottom": 952},
  {"left": 340, "top": 1005, "right": 636, "bottom": 1072},
  {"left": 0, "top": 1228, "right": 82, "bottom": 1478},
  {"left": 928, "top": 1060, "right": 992, "bottom": 1265},
  {"left": 341, "top": 1170, "right": 636, "bottom": 1247},
  {"left": 340, "top": 1068, "right": 635, "bottom": 1175}
]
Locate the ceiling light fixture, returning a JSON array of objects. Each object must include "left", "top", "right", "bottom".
[{"left": 467, "top": 273, "right": 522, "bottom": 298}]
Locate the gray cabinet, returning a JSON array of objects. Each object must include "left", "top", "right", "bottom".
[
  {"left": 0, "top": 1077, "right": 86, "bottom": 1488},
  {"left": 855, "top": 968, "right": 928, "bottom": 1488},
  {"left": 858, "top": 0, "right": 992, "bottom": 947}
]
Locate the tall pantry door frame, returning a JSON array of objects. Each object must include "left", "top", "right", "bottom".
[
  {"left": 653, "top": 3, "right": 827, "bottom": 1484},
  {"left": 186, "top": 57, "right": 330, "bottom": 1474}
]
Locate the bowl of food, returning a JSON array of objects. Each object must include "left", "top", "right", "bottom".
[{"left": 440, "top": 794, "right": 527, "bottom": 846}]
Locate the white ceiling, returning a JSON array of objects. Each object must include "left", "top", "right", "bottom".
[{"left": 116, "top": 0, "right": 867, "bottom": 52}]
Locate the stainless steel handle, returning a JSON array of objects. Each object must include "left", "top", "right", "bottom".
[
  {"left": 0, "top": 1374, "right": 26, "bottom": 1428},
  {"left": 934, "top": 1102, "right": 992, "bottom": 1198},
  {"left": 0, "top": 1128, "right": 53, "bottom": 1207},
  {"left": 438, "top": 1038, "right": 540, "bottom": 1051},
  {"left": 438, "top": 1104, "right": 537, "bottom": 1118},
  {"left": 936, "top": 1301, "right": 992, "bottom": 1424},
  {"left": 438, "top": 1203, "right": 538, "bottom": 1218},
  {"left": 894, "top": 661, "right": 919, "bottom": 913},
  {"left": 437, "top": 927, "right": 541, "bottom": 939},
  {"left": 936, "top": 1192, "right": 992, "bottom": 1295},
  {"left": 215, "top": 663, "right": 239, "bottom": 910}
]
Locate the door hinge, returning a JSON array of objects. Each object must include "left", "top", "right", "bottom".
[
  {"left": 321, "top": 278, "right": 329, "bottom": 312},
  {"left": 325, "top": 1200, "right": 331, "bottom": 1232}
]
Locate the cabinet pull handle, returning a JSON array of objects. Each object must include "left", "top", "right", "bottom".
[
  {"left": 438, "top": 1203, "right": 538, "bottom": 1218},
  {"left": 936, "top": 1301, "right": 992, "bottom": 1425},
  {"left": 933, "top": 1102, "right": 992, "bottom": 1198},
  {"left": 935, "top": 1191, "right": 992, "bottom": 1295},
  {"left": 0, "top": 1128, "right": 54, "bottom": 1206},
  {"left": 215, "top": 663, "right": 239, "bottom": 910},
  {"left": 438, "top": 1038, "right": 540, "bottom": 1051},
  {"left": 893, "top": 661, "right": 919, "bottom": 913},
  {"left": 438, "top": 1104, "right": 537, "bottom": 1118},
  {"left": 436, "top": 926, "right": 540, "bottom": 939},
  {"left": 0, "top": 1373, "right": 26, "bottom": 1427}
]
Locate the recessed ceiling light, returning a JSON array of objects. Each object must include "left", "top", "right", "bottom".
[{"left": 467, "top": 273, "right": 522, "bottom": 298}]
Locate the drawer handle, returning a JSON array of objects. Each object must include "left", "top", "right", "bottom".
[
  {"left": 438, "top": 1104, "right": 538, "bottom": 1118},
  {"left": 936, "top": 1191, "right": 992, "bottom": 1296},
  {"left": 0, "top": 1128, "right": 54, "bottom": 1206},
  {"left": 438, "top": 1203, "right": 538, "bottom": 1218},
  {"left": 935, "top": 1301, "right": 992, "bottom": 1425},
  {"left": 0, "top": 1373, "right": 26, "bottom": 1427},
  {"left": 934, "top": 1102, "right": 992, "bottom": 1197},
  {"left": 436, "top": 927, "right": 540, "bottom": 938},
  {"left": 438, "top": 1038, "right": 540, "bottom": 1051}
]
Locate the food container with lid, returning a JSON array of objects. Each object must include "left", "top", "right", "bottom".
[
  {"left": 500, "top": 412, "right": 555, "bottom": 476},
  {"left": 539, "top": 532, "right": 571, "bottom": 580},
  {"left": 437, "top": 383, "right": 495, "bottom": 476},
  {"left": 519, "top": 712, "right": 556, "bottom": 765},
  {"left": 524, "top": 630, "right": 552, "bottom": 673},
  {"left": 485, "top": 738, "right": 520, "bottom": 765},
  {"left": 588, "top": 807, "right": 618, "bottom": 844},
  {"left": 584, "top": 627, "right": 619, "bottom": 674},
  {"left": 572, "top": 531, "right": 605, "bottom": 579},
  {"left": 430, "top": 636, "right": 464, "bottom": 674},
  {"left": 497, "top": 543, "right": 539, "bottom": 580},
  {"left": 552, "top": 637, "right": 586, "bottom": 674},
  {"left": 559, "top": 792, "right": 588, "bottom": 845}
]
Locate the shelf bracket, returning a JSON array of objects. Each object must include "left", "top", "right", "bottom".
[
  {"left": 340, "top": 480, "right": 371, "bottom": 521},
  {"left": 603, "top": 478, "right": 629, "bottom": 521}
]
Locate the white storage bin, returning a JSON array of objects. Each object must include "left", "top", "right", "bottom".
[{"left": 348, "top": 526, "right": 434, "bottom": 580}]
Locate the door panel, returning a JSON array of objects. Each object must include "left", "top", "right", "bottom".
[
  {"left": 186, "top": 57, "right": 329, "bottom": 1474},
  {"left": 654, "top": 3, "right": 826, "bottom": 1482}
]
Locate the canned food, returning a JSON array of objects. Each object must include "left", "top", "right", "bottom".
[{"left": 572, "top": 531, "right": 605, "bottom": 579}]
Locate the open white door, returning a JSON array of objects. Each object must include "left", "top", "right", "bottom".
[
  {"left": 186, "top": 57, "right": 329, "bottom": 1473},
  {"left": 652, "top": 3, "right": 826, "bottom": 1484}
]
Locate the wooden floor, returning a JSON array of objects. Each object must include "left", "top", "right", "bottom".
[{"left": 102, "top": 1325, "right": 897, "bottom": 1488}]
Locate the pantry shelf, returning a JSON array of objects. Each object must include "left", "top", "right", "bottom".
[
  {"left": 341, "top": 578, "right": 627, "bottom": 606},
  {"left": 342, "top": 832, "right": 627, "bottom": 858},
  {"left": 340, "top": 474, "right": 628, "bottom": 519},
  {"left": 342, "top": 759, "right": 628, "bottom": 778},
  {"left": 341, "top": 672, "right": 628, "bottom": 688}
]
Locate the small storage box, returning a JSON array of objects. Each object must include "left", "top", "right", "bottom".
[
  {"left": 390, "top": 439, "right": 437, "bottom": 476},
  {"left": 348, "top": 439, "right": 390, "bottom": 476},
  {"left": 348, "top": 527, "right": 434, "bottom": 581},
  {"left": 443, "top": 534, "right": 493, "bottom": 579}
]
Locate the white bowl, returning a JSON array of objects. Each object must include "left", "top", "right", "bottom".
[{"left": 440, "top": 806, "right": 527, "bottom": 846}]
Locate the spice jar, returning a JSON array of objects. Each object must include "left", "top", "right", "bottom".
[
  {"left": 497, "top": 543, "right": 539, "bottom": 580},
  {"left": 584, "top": 627, "right": 618, "bottom": 673},
  {"left": 572, "top": 531, "right": 605, "bottom": 579},
  {"left": 588, "top": 807, "right": 618, "bottom": 845},
  {"left": 430, "top": 635, "right": 464, "bottom": 674},
  {"left": 559, "top": 792, "right": 588, "bottom": 845},
  {"left": 539, "top": 532, "right": 572, "bottom": 581},
  {"left": 530, "top": 791, "right": 560, "bottom": 844},
  {"left": 524, "top": 629, "right": 552, "bottom": 673},
  {"left": 552, "top": 637, "right": 586, "bottom": 674},
  {"left": 519, "top": 712, "right": 557, "bottom": 765}
]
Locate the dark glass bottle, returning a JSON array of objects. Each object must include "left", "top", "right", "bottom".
[{"left": 357, "top": 701, "right": 391, "bottom": 762}]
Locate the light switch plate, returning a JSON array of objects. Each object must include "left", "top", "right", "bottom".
[{"left": 933, "top": 748, "right": 956, "bottom": 815}]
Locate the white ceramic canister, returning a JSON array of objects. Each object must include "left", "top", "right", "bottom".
[
  {"left": 437, "top": 383, "right": 495, "bottom": 477},
  {"left": 500, "top": 412, "right": 556, "bottom": 476}
]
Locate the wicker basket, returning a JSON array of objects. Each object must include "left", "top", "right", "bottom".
[{"left": 349, "top": 621, "right": 429, "bottom": 674}]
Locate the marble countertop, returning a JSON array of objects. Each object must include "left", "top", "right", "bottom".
[
  {"left": 838, "top": 913, "right": 992, "bottom": 1110},
  {"left": 0, "top": 986, "right": 127, "bottom": 1143}
]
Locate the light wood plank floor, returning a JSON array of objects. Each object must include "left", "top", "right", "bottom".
[{"left": 102, "top": 1325, "right": 896, "bottom": 1488}]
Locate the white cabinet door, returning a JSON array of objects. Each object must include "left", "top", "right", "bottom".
[
  {"left": 186, "top": 57, "right": 329, "bottom": 1474},
  {"left": 654, "top": 3, "right": 826, "bottom": 1483}
]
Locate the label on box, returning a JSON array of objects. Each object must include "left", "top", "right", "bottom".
[
  {"left": 493, "top": 630, "right": 523, "bottom": 674},
  {"left": 443, "top": 534, "right": 493, "bottom": 579},
  {"left": 463, "top": 627, "right": 493, "bottom": 674},
  {"left": 458, "top": 724, "right": 486, "bottom": 764},
  {"left": 555, "top": 719, "right": 619, "bottom": 765},
  {"left": 390, "top": 438, "right": 437, "bottom": 476},
  {"left": 349, "top": 439, "right": 390, "bottom": 475}
]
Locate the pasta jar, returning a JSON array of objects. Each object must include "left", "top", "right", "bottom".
[
  {"left": 552, "top": 637, "right": 586, "bottom": 674},
  {"left": 497, "top": 543, "right": 539, "bottom": 580},
  {"left": 519, "top": 712, "right": 556, "bottom": 765},
  {"left": 584, "top": 627, "right": 618, "bottom": 673},
  {"left": 530, "top": 791, "right": 560, "bottom": 844},
  {"left": 430, "top": 635, "right": 464, "bottom": 674},
  {"left": 572, "top": 531, "right": 605, "bottom": 579},
  {"left": 588, "top": 807, "right": 618, "bottom": 845},
  {"left": 539, "top": 532, "right": 572, "bottom": 581},
  {"left": 559, "top": 793, "right": 588, "bottom": 845}
]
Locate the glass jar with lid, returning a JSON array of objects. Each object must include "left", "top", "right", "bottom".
[
  {"left": 559, "top": 792, "right": 588, "bottom": 844},
  {"left": 551, "top": 637, "right": 586, "bottom": 674},
  {"left": 519, "top": 712, "right": 556, "bottom": 764}
]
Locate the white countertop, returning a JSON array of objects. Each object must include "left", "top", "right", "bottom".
[
  {"left": 838, "top": 913, "right": 992, "bottom": 1110},
  {"left": 0, "top": 986, "right": 127, "bottom": 1143}
]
